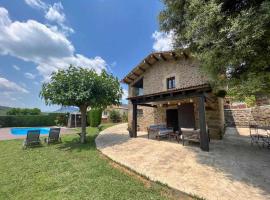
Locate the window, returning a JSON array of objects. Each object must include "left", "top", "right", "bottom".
[
  {"left": 167, "top": 77, "right": 175, "bottom": 89},
  {"left": 137, "top": 109, "right": 143, "bottom": 117}
]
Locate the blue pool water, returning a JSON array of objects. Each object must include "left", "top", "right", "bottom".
[{"left": 11, "top": 127, "right": 50, "bottom": 136}]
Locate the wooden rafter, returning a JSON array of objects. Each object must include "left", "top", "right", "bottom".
[
  {"left": 137, "top": 103, "right": 157, "bottom": 108},
  {"left": 170, "top": 52, "right": 177, "bottom": 60},
  {"left": 138, "top": 66, "right": 145, "bottom": 72},
  {"left": 151, "top": 54, "right": 159, "bottom": 62},
  {"left": 132, "top": 71, "right": 140, "bottom": 77},
  {"left": 158, "top": 53, "right": 167, "bottom": 61},
  {"left": 144, "top": 59, "right": 152, "bottom": 66}
]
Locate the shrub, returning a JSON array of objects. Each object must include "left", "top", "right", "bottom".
[
  {"left": 109, "top": 110, "right": 121, "bottom": 123},
  {"left": 122, "top": 112, "right": 128, "bottom": 122},
  {"left": 245, "top": 95, "right": 256, "bottom": 107},
  {"left": 88, "top": 109, "right": 102, "bottom": 127},
  {"left": 0, "top": 113, "right": 67, "bottom": 127}
]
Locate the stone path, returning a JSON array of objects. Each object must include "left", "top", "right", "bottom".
[{"left": 96, "top": 123, "right": 270, "bottom": 200}]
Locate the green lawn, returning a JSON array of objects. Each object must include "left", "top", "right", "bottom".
[{"left": 0, "top": 124, "right": 192, "bottom": 200}]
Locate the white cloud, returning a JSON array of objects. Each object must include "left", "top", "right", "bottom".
[
  {"left": 24, "top": 72, "right": 36, "bottom": 79},
  {"left": 12, "top": 65, "right": 20, "bottom": 71},
  {"left": 0, "top": 76, "right": 29, "bottom": 93},
  {"left": 45, "top": 2, "right": 65, "bottom": 24},
  {"left": 152, "top": 31, "right": 174, "bottom": 51},
  {"left": 24, "top": 0, "right": 47, "bottom": 9},
  {"left": 24, "top": 0, "right": 73, "bottom": 34},
  {"left": 0, "top": 7, "right": 106, "bottom": 81},
  {"left": 122, "top": 89, "right": 128, "bottom": 99}
]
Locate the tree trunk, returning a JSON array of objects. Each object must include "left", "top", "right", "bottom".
[{"left": 80, "top": 105, "right": 87, "bottom": 143}]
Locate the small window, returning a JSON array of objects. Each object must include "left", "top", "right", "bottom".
[
  {"left": 167, "top": 77, "right": 175, "bottom": 89},
  {"left": 137, "top": 109, "right": 143, "bottom": 117}
]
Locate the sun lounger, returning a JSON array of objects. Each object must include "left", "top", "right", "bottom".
[
  {"left": 22, "top": 130, "right": 41, "bottom": 149},
  {"left": 44, "top": 128, "right": 61, "bottom": 144}
]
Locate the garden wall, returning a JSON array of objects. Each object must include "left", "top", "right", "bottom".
[{"left": 225, "top": 105, "right": 270, "bottom": 127}]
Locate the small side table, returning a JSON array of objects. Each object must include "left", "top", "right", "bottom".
[{"left": 169, "top": 131, "right": 180, "bottom": 143}]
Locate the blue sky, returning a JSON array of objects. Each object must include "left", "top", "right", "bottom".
[{"left": 0, "top": 0, "right": 173, "bottom": 111}]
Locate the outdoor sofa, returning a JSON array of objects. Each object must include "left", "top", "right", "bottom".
[{"left": 147, "top": 124, "right": 174, "bottom": 140}]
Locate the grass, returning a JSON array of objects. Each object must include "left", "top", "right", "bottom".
[{"left": 0, "top": 123, "right": 195, "bottom": 200}]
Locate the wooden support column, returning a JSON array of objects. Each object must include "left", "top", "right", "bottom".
[
  {"left": 132, "top": 103, "right": 137, "bottom": 138},
  {"left": 198, "top": 95, "right": 209, "bottom": 151}
]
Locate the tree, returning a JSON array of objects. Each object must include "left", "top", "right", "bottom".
[
  {"left": 40, "top": 66, "right": 122, "bottom": 143},
  {"left": 159, "top": 0, "right": 270, "bottom": 100}
]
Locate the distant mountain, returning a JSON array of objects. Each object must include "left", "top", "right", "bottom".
[
  {"left": 54, "top": 106, "right": 79, "bottom": 113},
  {"left": 0, "top": 106, "right": 12, "bottom": 116}
]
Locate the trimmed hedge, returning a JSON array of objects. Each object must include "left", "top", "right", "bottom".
[
  {"left": 0, "top": 113, "right": 67, "bottom": 127},
  {"left": 88, "top": 109, "right": 102, "bottom": 127}
]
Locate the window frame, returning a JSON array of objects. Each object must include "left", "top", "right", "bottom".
[{"left": 167, "top": 77, "right": 176, "bottom": 89}]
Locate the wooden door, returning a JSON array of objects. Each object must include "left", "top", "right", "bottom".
[
  {"left": 166, "top": 109, "right": 179, "bottom": 131},
  {"left": 178, "top": 103, "right": 195, "bottom": 129}
]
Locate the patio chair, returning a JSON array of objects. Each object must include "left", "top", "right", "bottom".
[
  {"left": 44, "top": 128, "right": 61, "bottom": 144},
  {"left": 181, "top": 127, "right": 210, "bottom": 146},
  {"left": 249, "top": 124, "right": 259, "bottom": 146},
  {"left": 22, "top": 130, "right": 41, "bottom": 149},
  {"left": 259, "top": 125, "right": 270, "bottom": 148}
]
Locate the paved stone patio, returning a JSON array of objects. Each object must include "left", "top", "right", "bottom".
[
  {"left": 96, "top": 123, "right": 270, "bottom": 200},
  {"left": 0, "top": 127, "right": 76, "bottom": 141}
]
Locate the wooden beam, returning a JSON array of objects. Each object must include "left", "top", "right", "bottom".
[
  {"left": 127, "top": 77, "right": 134, "bottom": 82},
  {"left": 159, "top": 53, "right": 167, "bottom": 61},
  {"left": 132, "top": 103, "right": 137, "bottom": 138},
  {"left": 144, "top": 59, "right": 152, "bottom": 66},
  {"left": 183, "top": 51, "right": 189, "bottom": 59},
  {"left": 132, "top": 71, "right": 140, "bottom": 77},
  {"left": 137, "top": 103, "right": 157, "bottom": 108},
  {"left": 198, "top": 95, "right": 209, "bottom": 151},
  {"left": 151, "top": 54, "right": 159, "bottom": 62},
  {"left": 134, "top": 91, "right": 206, "bottom": 104},
  {"left": 138, "top": 66, "right": 145, "bottom": 72},
  {"left": 170, "top": 52, "right": 177, "bottom": 60}
]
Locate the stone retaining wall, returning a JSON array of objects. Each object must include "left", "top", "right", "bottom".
[{"left": 225, "top": 105, "right": 270, "bottom": 127}]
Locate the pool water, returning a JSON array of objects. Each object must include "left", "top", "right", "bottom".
[{"left": 11, "top": 128, "right": 50, "bottom": 136}]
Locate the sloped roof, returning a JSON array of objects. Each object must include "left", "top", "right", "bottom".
[{"left": 122, "top": 50, "right": 191, "bottom": 84}]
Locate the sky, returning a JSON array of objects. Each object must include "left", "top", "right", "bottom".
[{"left": 0, "top": 0, "right": 173, "bottom": 111}]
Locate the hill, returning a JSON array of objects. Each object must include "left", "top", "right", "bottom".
[{"left": 0, "top": 106, "right": 12, "bottom": 116}]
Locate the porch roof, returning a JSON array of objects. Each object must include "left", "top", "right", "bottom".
[
  {"left": 122, "top": 50, "right": 191, "bottom": 84},
  {"left": 128, "top": 83, "right": 211, "bottom": 104}
]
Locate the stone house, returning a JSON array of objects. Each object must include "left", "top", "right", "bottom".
[{"left": 122, "top": 51, "right": 225, "bottom": 151}]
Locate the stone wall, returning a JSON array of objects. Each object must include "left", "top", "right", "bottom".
[{"left": 225, "top": 105, "right": 270, "bottom": 127}]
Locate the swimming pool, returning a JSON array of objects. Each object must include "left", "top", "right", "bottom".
[{"left": 11, "top": 128, "right": 50, "bottom": 136}]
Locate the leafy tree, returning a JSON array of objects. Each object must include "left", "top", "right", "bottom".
[
  {"left": 109, "top": 110, "right": 121, "bottom": 123},
  {"left": 40, "top": 66, "right": 122, "bottom": 143},
  {"left": 159, "top": 0, "right": 270, "bottom": 99}
]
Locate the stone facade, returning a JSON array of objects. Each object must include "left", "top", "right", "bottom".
[
  {"left": 225, "top": 105, "right": 270, "bottom": 127},
  {"left": 129, "top": 59, "right": 208, "bottom": 97},
  {"left": 127, "top": 57, "right": 225, "bottom": 139}
]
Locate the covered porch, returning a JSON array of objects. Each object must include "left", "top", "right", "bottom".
[{"left": 128, "top": 85, "right": 216, "bottom": 151}]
